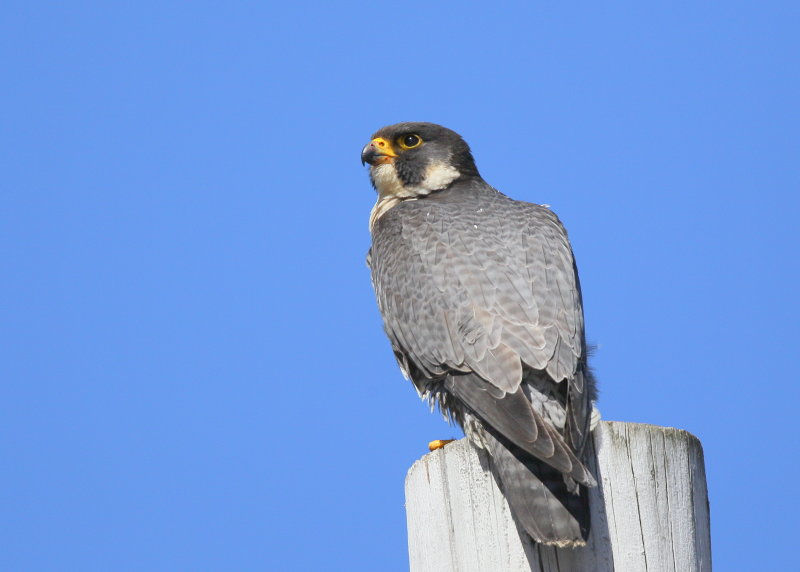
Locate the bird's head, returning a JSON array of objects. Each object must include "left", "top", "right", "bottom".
[{"left": 361, "top": 122, "right": 480, "bottom": 200}]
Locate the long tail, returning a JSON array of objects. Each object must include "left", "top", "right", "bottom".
[{"left": 482, "top": 430, "right": 591, "bottom": 547}]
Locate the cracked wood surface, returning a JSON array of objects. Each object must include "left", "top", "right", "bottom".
[{"left": 405, "top": 421, "right": 711, "bottom": 571}]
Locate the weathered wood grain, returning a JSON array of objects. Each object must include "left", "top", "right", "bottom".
[{"left": 405, "top": 421, "right": 711, "bottom": 572}]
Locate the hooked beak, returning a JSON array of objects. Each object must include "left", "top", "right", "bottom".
[{"left": 361, "top": 137, "right": 398, "bottom": 166}]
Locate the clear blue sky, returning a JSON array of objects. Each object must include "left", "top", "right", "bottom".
[{"left": 2, "top": 2, "right": 798, "bottom": 570}]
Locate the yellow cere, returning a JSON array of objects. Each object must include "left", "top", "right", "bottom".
[{"left": 370, "top": 137, "right": 398, "bottom": 157}]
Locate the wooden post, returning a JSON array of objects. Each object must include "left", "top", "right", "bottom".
[{"left": 405, "top": 421, "right": 711, "bottom": 572}]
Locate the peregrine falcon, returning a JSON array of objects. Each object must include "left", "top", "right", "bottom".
[{"left": 362, "top": 122, "right": 597, "bottom": 547}]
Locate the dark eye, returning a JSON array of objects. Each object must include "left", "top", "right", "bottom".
[{"left": 398, "top": 134, "right": 422, "bottom": 149}]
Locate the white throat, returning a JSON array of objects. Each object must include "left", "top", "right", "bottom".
[{"left": 369, "top": 161, "right": 460, "bottom": 231}]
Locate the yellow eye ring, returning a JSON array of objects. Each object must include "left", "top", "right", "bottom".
[{"left": 397, "top": 133, "right": 423, "bottom": 150}]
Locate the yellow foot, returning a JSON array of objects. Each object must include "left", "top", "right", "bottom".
[{"left": 428, "top": 439, "right": 456, "bottom": 451}]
